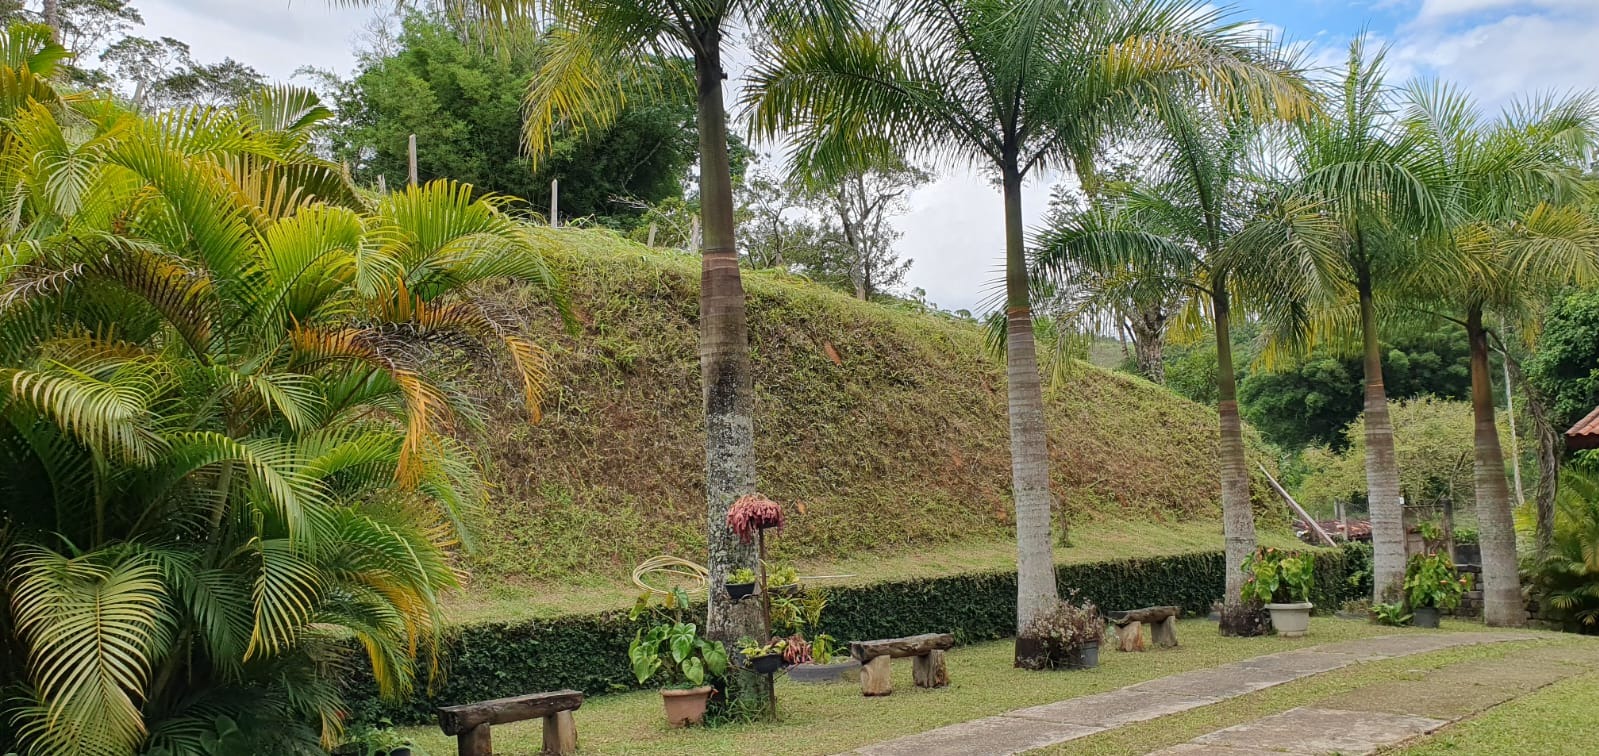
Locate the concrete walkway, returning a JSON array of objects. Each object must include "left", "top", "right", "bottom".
[
  {"left": 1155, "top": 641, "right": 1599, "bottom": 755},
  {"left": 842, "top": 631, "right": 1540, "bottom": 756}
]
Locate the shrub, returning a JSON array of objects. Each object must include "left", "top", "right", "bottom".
[{"left": 341, "top": 544, "right": 1369, "bottom": 725}]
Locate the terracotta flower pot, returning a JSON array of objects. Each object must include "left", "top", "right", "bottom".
[{"left": 661, "top": 685, "right": 713, "bottom": 727}]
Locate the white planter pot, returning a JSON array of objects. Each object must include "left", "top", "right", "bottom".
[{"left": 1266, "top": 602, "right": 1313, "bottom": 638}]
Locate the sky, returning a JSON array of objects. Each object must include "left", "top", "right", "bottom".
[{"left": 132, "top": 0, "right": 1599, "bottom": 313}]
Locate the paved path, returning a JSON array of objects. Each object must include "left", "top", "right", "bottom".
[
  {"left": 841, "top": 631, "right": 1540, "bottom": 756},
  {"left": 1154, "top": 641, "right": 1599, "bottom": 755}
]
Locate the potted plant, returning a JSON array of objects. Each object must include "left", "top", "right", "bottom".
[
  {"left": 726, "top": 567, "right": 758, "bottom": 600},
  {"left": 766, "top": 564, "right": 801, "bottom": 597},
  {"left": 1241, "top": 547, "right": 1317, "bottom": 637},
  {"left": 739, "top": 637, "right": 789, "bottom": 674},
  {"left": 629, "top": 588, "right": 731, "bottom": 727},
  {"left": 1404, "top": 551, "right": 1471, "bottom": 628},
  {"left": 1019, "top": 596, "right": 1105, "bottom": 670}
]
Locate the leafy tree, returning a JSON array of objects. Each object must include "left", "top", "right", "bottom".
[
  {"left": 321, "top": 13, "right": 698, "bottom": 224},
  {"left": 1297, "top": 397, "right": 1505, "bottom": 520},
  {"left": 747, "top": 0, "right": 1309, "bottom": 661},
  {"left": 1239, "top": 323, "right": 1474, "bottom": 451},
  {"left": 1527, "top": 289, "right": 1599, "bottom": 432},
  {"left": 0, "top": 25, "right": 565, "bottom": 754},
  {"left": 799, "top": 158, "right": 928, "bottom": 300}
]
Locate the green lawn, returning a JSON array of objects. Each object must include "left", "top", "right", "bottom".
[
  {"left": 443, "top": 520, "right": 1310, "bottom": 624},
  {"left": 396, "top": 618, "right": 1489, "bottom": 756},
  {"left": 1399, "top": 668, "right": 1599, "bottom": 754}
]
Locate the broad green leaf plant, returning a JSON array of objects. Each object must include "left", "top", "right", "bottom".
[
  {"left": 629, "top": 588, "right": 731, "bottom": 689},
  {"left": 0, "top": 22, "right": 566, "bottom": 756},
  {"left": 1239, "top": 547, "right": 1316, "bottom": 605}
]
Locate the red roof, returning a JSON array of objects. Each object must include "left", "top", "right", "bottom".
[{"left": 1568, "top": 406, "right": 1599, "bottom": 450}]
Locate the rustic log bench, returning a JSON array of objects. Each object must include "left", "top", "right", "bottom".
[
  {"left": 1109, "top": 606, "right": 1180, "bottom": 652},
  {"left": 850, "top": 633, "right": 954, "bottom": 696},
  {"left": 437, "top": 689, "right": 583, "bottom": 756}
]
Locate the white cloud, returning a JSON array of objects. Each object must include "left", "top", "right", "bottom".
[
  {"left": 1393, "top": 2, "right": 1599, "bottom": 106},
  {"left": 138, "top": 1, "right": 378, "bottom": 81},
  {"left": 1411, "top": 0, "right": 1591, "bottom": 25}
]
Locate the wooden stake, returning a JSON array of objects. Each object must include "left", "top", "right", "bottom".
[
  {"left": 550, "top": 178, "right": 559, "bottom": 228},
  {"left": 1258, "top": 463, "right": 1337, "bottom": 547},
  {"left": 646, "top": 223, "right": 657, "bottom": 247},
  {"left": 407, "top": 133, "right": 418, "bottom": 188}
]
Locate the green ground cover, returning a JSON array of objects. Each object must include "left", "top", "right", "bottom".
[{"left": 396, "top": 618, "right": 1470, "bottom": 755}]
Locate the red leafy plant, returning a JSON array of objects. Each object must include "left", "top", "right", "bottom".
[
  {"left": 728, "top": 494, "right": 784, "bottom": 543},
  {"left": 781, "top": 634, "right": 813, "bottom": 665}
]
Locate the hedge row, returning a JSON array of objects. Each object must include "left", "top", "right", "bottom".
[{"left": 343, "top": 543, "right": 1371, "bottom": 725}]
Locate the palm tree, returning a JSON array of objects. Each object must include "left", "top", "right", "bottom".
[
  {"left": 438, "top": 0, "right": 863, "bottom": 651},
  {"left": 1036, "top": 98, "right": 1329, "bottom": 635},
  {"left": 747, "top": 0, "right": 1309, "bottom": 663},
  {"left": 0, "top": 32, "right": 565, "bottom": 752},
  {"left": 1247, "top": 39, "right": 1452, "bottom": 602},
  {"left": 1399, "top": 81, "right": 1599, "bottom": 626}
]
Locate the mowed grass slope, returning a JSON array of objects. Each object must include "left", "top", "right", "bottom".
[{"left": 459, "top": 228, "right": 1280, "bottom": 590}]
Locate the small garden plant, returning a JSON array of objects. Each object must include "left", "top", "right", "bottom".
[
  {"left": 1371, "top": 602, "right": 1413, "bottom": 626},
  {"left": 728, "top": 568, "right": 758, "bottom": 585},
  {"left": 629, "top": 588, "right": 731, "bottom": 688},
  {"left": 1019, "top": 595, "right": 1104, "bottom": 669},
  {"left": 1404, "top": 551, "right": 1471, "bottom": 611},
  {"left": 1240, "top": 547, "right": 1316, "bottom": 604}
]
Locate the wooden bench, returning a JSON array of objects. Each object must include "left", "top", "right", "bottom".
[
  {"left": 437, "top": 689, "right": 583, "bottom": 756},
  {"left": 850, "top": 633, "right": 954, "bottom": 696},
  {"left": 1109, "top": 606, "right": 1180, "bottom": 651}
]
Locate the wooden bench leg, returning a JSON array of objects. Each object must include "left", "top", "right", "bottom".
[
  {"left": 1117, "top": 621, "right": 1146, "bottom": 652},
  {"left": 542, "top": 710, "right": 577, "bottom": 755},
  {"left": 861, "top": 656, "right": 893, "bottom": 696},
  {"left": 913, "top": 649, "right": 948, "bottom": 688},
  {"left": 1153, "top": 616, "right": 1179, "bottom": 648},
  {"left": 458, "top": 724, "right": 491, "bottom": 756}
]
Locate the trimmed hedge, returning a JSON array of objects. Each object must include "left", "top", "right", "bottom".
[{"left": 343, "top": 543, "right": 1370, "bottom": 725}]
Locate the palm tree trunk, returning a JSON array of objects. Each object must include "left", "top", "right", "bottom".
[
  {"left": 1467, "top": 307, "right": 1524, "bottom": 626},
  {"left": 1001, "top": 163, "right": 1059, "bottom": 668},
  {"left": 694, "top": 40, "right": 761, "bottom": 647},
  {"left": 1359, "top": 281, "right": 1405, "bottom": 602},
  {"left": 1214, "top": 285, "right": 1261, "bottom": 635}
]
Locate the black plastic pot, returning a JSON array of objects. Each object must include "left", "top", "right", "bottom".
[
  {"left": 1413, "top": 606, "right": 1441, "bottom": 628},
  {"left": 726, "top": 582, "right": 756, "bottom": 600},
  {"left": 1070, "top": 642, "right": 1100, "bottom": 670},
  {"left": 748, "top": 653, "right": 784, "bottom": 674}
]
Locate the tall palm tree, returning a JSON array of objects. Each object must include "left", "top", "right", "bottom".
[
  {"left": 1036, "top": 98, "right": 1329, "bottom": 635},
  {"left": 453, "top": 0, "right": 863, "bottom": 651},
  {"left": 747, "top": 0, "right": 1309, "bottom": 663},
  {"left": 1247, "top": 39, "right": 1452, "bottom": 602},
  {"left": 1399, "top": 82, "right": 1599, "bottom": 626},
  {"left": 0, "top": 31, "right": 565, "bottom": 752}
]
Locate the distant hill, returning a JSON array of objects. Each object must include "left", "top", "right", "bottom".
[{"left": 458, "top": 228, "right": 1280, "bottom": 586}]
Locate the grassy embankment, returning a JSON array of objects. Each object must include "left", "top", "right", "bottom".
[{"left": 450, "top": 228, "right": 1292, "bottom": 621}]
